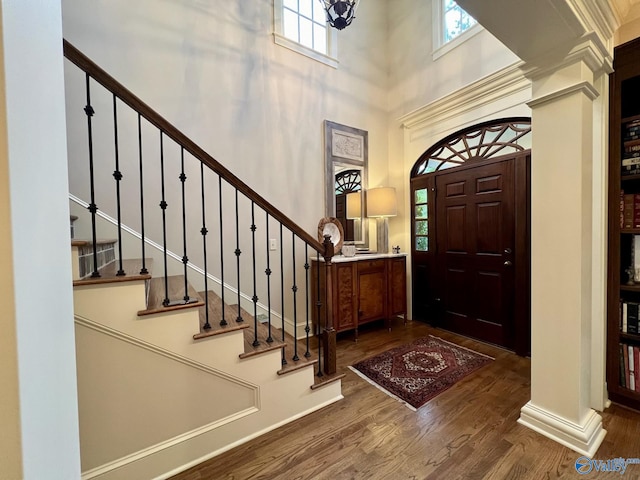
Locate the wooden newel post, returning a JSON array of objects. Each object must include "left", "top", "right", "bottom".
[{"left": 322, "top": 234, "right": 337, "bottom": 375}]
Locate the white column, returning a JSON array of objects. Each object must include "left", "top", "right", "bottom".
[
  {"left": 0, "top": 1, "right": 82, "bottom": 478},
  {"left": 518, "top": 47, "right": 609, "bottom": 456}
]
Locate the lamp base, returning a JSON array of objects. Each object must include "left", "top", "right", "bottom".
[{"left": 376, "top": 217, "right": 389, "bottom": 254}]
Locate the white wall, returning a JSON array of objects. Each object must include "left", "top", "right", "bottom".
[
  {"left": 62, "top": 0, "right": 389, "bottom": 237},
  {"left": 0, "top": 1, "right": 81, "bottom": 478},
  {"left": 61, "top": 0, "right": 392, "bottom": 326}
]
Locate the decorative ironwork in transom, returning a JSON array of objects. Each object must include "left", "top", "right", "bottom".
[
  {"left": 335, "top": 169, "right": 362, "bottom": 194},
  {"left": 411, "top": 117, "right": 531, "bottom": 177}
]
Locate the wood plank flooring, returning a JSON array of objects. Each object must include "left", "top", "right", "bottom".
[{"left": 170, "top": 320, "right": 640, "bottom": 480}]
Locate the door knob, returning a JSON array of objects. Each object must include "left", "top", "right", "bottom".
[
  {"left": 504, "top": 248, "right": 512, "bottom": 254},
  {"left": 504, "top": 260, "right": 513, "bottom": 267}
]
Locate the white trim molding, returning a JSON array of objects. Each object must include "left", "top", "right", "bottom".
[
  {"left": 398, "top": 61, "right": 530, "bottom": 132},
  {"left": 527, "top": 80, "right": 600, "bottom": 109},
  {"left": 568, "top": 0, "right": 620, "bottom": 41},
  {"left": 518, "top": 402, "right": 606, "bottom": 457},
  {"left": 159, "top": 395, "right": 343, "bottom": 480}
]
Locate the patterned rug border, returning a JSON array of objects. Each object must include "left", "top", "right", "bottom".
[
  {"left": 348, "top": 365, "right": 419, "bottom": 411},
  {"left": 349, "top": 335, "right": 494, "bottom": 410}
]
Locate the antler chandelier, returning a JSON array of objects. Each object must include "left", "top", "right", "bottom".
[{"left": 317, "top": 0, "right": 360, "bottom": 30}]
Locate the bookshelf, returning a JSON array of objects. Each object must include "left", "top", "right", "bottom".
[{"left": 607, "top": 38, "right": 640, "bottom": 410}]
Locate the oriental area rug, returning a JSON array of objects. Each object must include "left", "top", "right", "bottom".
[{"left": 349, "top": 335, "right": 493, "bottom": 411}]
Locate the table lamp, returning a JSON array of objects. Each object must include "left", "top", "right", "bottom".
[{"left": 366, "top": 187, "right": 397, "bottom": 253}]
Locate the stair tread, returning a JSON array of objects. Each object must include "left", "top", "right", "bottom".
[
  {"left": 73, "top": 258, "right": 153, "bottom": 286},
  {"left": 311, "top": 372, "right": 346, "bottom": 390},
  {"left": 193, "top": 290, "right": 250, "bottom": 340},
  {"left": 193, "top": 292, "right": 323, "bottom": 382},
  {"left": 229, "top": 304, "right": 286, "bottom": 359},
  {"left": 138, "top": 275, "right": 204, "bottom": 316},
  {"left": 71, "top": 238, "right": 118, "bottom": 247},
  {"left": 276, "top": 328, "right": 319, "bottom": 375}
]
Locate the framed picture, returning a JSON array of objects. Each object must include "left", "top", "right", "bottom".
[{"left": 324, "top": 120, "right": 367, "bottom": 164}]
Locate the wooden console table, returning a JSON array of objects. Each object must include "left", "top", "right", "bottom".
[{"left": 310, "top": 253, "right": 407, "bottom": 339}]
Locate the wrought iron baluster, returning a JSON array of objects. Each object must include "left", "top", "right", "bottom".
[
  {"left": 304, "top": 244, "right": 310, "bottom": 357},
  {"left": 179, "top": 147, "right": 190, "bottom": 302},
  {"left": 218, "top": 176, "right": 227, "bottom": 326},
  {"left": 265, "top": 213, "right": 273, "bottom": 343},
  {"left": 291, "top": 233, "right": 299, "bottom": 362},
  {"left": 200, "top": 162, "right": 211, "bottom": 330},
  {"left": 112, "top": 94, "right": 125, "bottom": 276},
  {"left": 251, "top": 202, "right": 259, "bottom": 347},
  {"left": 138, "top": 114, "right": 148, "bottom": 275},
  {"left": 280, "top": 223, "right": 287, "bottom": 366},
  {"left": 316, "top": 251, "right": 323, "bottom": 377},
  {"left": 235, "top": 189, "right": 243, "bottom": 324},
  {"left": 159, "top": 131, "right": 169, "bottom": 306},
  {"left": 84, "top": 73, "right": 100, "bottom": 278}
]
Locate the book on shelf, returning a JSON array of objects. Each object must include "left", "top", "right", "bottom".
[
  {"left": 624, "top": 118, "right": 640, "bottom": 130},
  {"left": 625, "top": 143, "right": 640, "bottom": 154},
  {"left": 622, "top": 164, "right": 640, "bottom": 176},
  {"left": 630, "top": 344, "right": 637, "bottom": 391},
  {"left": 621, "top": 194, "right": 640, "bottom": 227},
  {"left": 623, "top": 344, "right": 630, "bottom": 389},
  {"left": 636, "top": 346, "right": 640, "bottom": 392},
  {"left": 634, "top": 235, "right": 640, "bottom": 273},
  {"left": 629, "top": 302, "right": 639, "bottom": 334},
  {"left": 620, "top": 343, "right": 640, "bottom": 393},
  {"left": 621, "top": 189, "right": 625, "bottom": 228},
  {"left": 620, "top": 344, "right": 627, "bottom": 389},
  {"left": 621, "top": 300, "right": 640, "bottom": 333}
]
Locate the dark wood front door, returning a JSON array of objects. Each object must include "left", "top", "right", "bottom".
[{"left": 435, "top": 158, "right": 516, "bottom": 348}]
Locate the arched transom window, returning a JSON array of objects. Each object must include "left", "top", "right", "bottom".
[
  {"left": 335, "top": 169, "right": 361, "bottom": 194},
  {"left": 411, "top": 118, "right": 532, "bottom": 178}
]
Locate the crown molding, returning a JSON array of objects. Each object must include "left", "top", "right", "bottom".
[
  {"left": 398, "top": 61, "right": 530, "bottom": 131},
  {"left": 567, "top": 0, "right": 620, "bottom": 42}
]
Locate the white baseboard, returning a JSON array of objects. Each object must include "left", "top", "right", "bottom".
[
  {"left": 156, "top": 394, "right": 344, "bottom": 480},
  {"left": 518, "top": 401, "right": 607, "bottom": 457}
]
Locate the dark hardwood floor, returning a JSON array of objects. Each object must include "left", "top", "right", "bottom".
[{"left": 171, "top": 320, "right": 640, "bottom": 480}]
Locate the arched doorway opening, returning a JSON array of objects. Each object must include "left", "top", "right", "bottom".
[{"left": 410, "top": 117, "right": 531, "bottom": 355}]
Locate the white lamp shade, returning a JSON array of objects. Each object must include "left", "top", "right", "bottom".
[
  {"left": 346, "top": 191, "right": 362, "bottom": 219},
  {"left": 366, "top": 187, "right": 397, "bottom": 218}
]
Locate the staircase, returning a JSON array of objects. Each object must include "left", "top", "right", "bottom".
[
  {"left": 64, "top": 42, "right": 344, "bottom": 480},
  {"left": 71, "top": 220, "right": 343, "bottom": 480}
]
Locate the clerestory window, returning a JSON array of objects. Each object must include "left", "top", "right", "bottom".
[
  {"left": 443, "top": 0, "right": 477, "bottom": 43},
  {"left": 274, "top": 0, "right": 338, "bottom": 68},
  {"left": 433, "top": 0, "right": 480, "bottom": 59}
]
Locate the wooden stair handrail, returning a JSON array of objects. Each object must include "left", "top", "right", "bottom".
[{"left": 63, "top": 39, "right": 325, "bottom": 254}]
